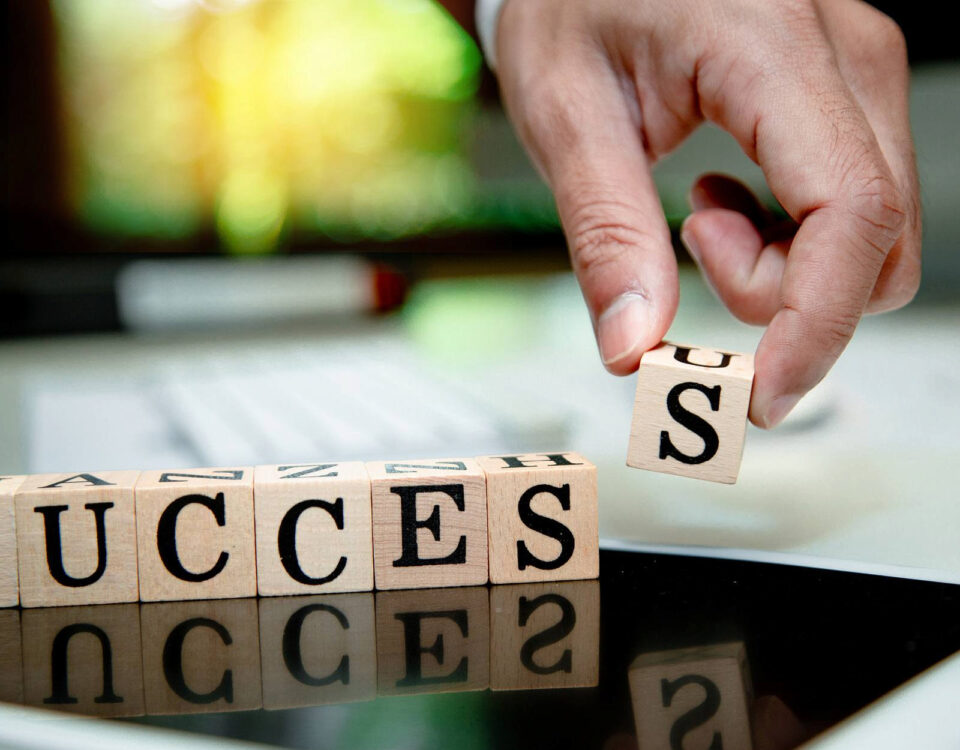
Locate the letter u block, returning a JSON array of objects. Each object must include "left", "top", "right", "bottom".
[
  {"left": 135, "top": 467, "right": 256, "bottom": 602},
  {"left": 21, "top": 603, "right": 145, "bottom": 717},
  {"left": 14, "top": 472, "right": 140, "bottom": 607},
  {"left": 254, "top": 463, "right": 373, "bottom": 596},
  {"left": 477, "top": 453, "right": 598, "bottom": 584},
  {"left": 366, "top": 459, "right": 488, "bottom": 590},
  {"left": 627, "top": 342, "right": 754, "bottom": 484}
]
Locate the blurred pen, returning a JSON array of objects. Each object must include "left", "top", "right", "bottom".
[{"left": 116, "top": 256, "right": 407, "bottom": 331}]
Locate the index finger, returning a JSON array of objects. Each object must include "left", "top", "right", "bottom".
[{"left": 700, "top": 38, "right": 906, "bottom": 427}]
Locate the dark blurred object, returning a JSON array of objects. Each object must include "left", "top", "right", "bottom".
[{"left": 2, "top": 2, "right": 66, "bottom": 222}]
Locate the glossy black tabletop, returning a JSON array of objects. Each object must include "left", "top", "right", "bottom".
[{"left": 2, "top": 549, "right": 958, "bottom": 749}]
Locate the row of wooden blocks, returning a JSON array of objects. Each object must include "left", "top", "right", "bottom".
[
  {"left": 0, "top": 453, "right": 597, "bottom": 608},
  {"left": 0, "top": 582, "right": 599, "bottom": 716}
]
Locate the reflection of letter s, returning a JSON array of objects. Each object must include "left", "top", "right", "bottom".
[
  {"left": 659, "top": 383, "right": 721, "bottom": 465},
  {"left": 518, "top": 593, "right": 575, "bottom": 675},
  {"left": 661, "top": 674, "right": 723, "bottom": 750}
]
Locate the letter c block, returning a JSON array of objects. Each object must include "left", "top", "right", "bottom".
[
  {"left": 253, "top": 462, "right": 373, "bottom": 596},
  {"left": 627, "top": 342, "right": 754, "bottom": 484},
  {"left": 135, "top": 467, "right": 256, "bottom": 602},
  {"left": 15, "top": 471, "right": 140, "bottom": 607}
]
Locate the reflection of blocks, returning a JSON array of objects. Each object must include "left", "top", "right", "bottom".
[
  {"left": 21, "top": 603, "right": 144, "bottom": 717},
  {"left": 0, "top": 475, "right": 25, "bottom": 607},
  {"left": 477, "top": 453, "right": 598, "bottom": 584},
  {"left": 141, "top": 598, "right": 261, "bottom": 715},
  {"left": 376, "top": 586, "right": 489, "bottom": 695},
  {"left": 259, "top": 593, "right": 376, "bottom": 709},
  {"left": 627, "top": 343, "right": 754, "bottom": 484},
  {"left": 490, "top": 580, "right": 599, "bottom": 691},
  {"left": 15, "top": 472, "right": 140, "bottom": 607},
  {"left": 0, "top": 610, "right": 22, "bottom": 704},
  {"left": 629, "top": 642, "right": 753, "bottom": 750},
  {"left": 367, "top": 459, "right": 488, "bottom": 590},
  {"left": 135, "top": 467, "right": 256, "bottom": 602},
  {"left": 254, "top": 463, "right": 373, "bottom": 596}
]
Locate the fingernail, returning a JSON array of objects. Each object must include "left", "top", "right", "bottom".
[
  {"left": 598, "top": 292, "right": 652, "bottom": 367},
  {"left": 680, "top": 223, "right": 702, "bottom": 263},
  {"left": 764, "top": 393, "right": 802, "bottom": 428}
]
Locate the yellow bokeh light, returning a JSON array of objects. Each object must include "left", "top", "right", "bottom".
[{"left": 53, "top": 0, "right": 481, "bottom": 250}]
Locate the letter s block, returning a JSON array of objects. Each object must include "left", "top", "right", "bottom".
[
  {"left": 627, "top": 343, "right": 754, "bottom": 484},
  {"left": 629, "top": 642, "right": 753, "bottom": 750},
  {"left": 15, "top": 472, "right": 140, "bottom": 607},
  {"left": 476, "top": 453, "right": 598, "bottom": 584},
  {"left": 135, "top": 467, "right": 256, "bottom": 602},
  {"left": 254, "top": 462, "right": 373, "bottom": 596},
  {"left": 366, "top": 459, "right": 488, "bottom": 590}
]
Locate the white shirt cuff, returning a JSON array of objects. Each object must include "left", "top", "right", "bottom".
[{"left": 475, "top": 0, "right": 508, "bottom": 72}]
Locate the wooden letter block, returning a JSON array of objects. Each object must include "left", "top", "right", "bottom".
[
  {"left": 366, "top": 459, "right": 487, "bottom": 590},
  {"left": 259, "top": 593, "right": 376, "bottom": 709},
  {"left": 21, "top": 603, "right": 144, "bottom": 717},
  {"left": 477, "top": 453, "right": 598, "bottom": 584},
  {"left": 627, "top": 343, "right": 754, "bottom": 484},
  {"left": 376, "top": 586, "right": 489, "bottom": 695},
  {"left": 135, "top": 467, "right": 256, "bottom": 602},
  {"left": 0, "top": 475, "right": 25, "bottom": 608},
  {"left": 141, "top": 598, "right": 261, "bottom": 715},
  {"left": 629, "top": 642, "right": 753, "bottom": 750},
  {"left": 490, "top": 580, "right": 599, "bottom": 691},
  {"left": 0, "top": 610, "right": 22, "bottom": 704},
  {"left": 15, "top": 472, "right": 140, "bottom": 608},
  {"left": 254, "top": 462, "right": 373, "bottom": 597}
]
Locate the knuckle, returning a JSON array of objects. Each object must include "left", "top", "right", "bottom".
[
  {"left": 844, "top": 174, "right": 907, "bottom": 256},
  {"left": 571, "top": 217, "right": 648, "bottom": 280},
  {"left": 869, "top": 12, "right": 908, "bottom": 63},
  {"left": 520, "top": 79, "right": 587, "bottom": 157},
  {"left": 792, "top": 302, "right": 859, "bottom": 356}
]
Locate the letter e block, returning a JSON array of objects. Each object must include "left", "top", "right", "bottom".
[
  {"left": 376, "top": 587, "right": 489, "bottom": 695},
  {"left": 135, "top": 467, "right": 256, "bottom": 602},
  {"left": 1, "top": 475, "right": 25, "bottom": 608},
  {"left": 490, "top": 580, "right": 599, "bottom": 691},
  {"left": 627, "top": 343, "right": 754, "bottom": 484},
  {"left": 259, "top": 593, "right": 376, "bottom": 709},
  {"left": 15, "top": 472, "right": 140, "bottom": 607},
  {"left": 629, "top": 642, "right": 753, "bottom": 750},
  {"left": 366, "top": 459, "right": 487, "bottom": 590},
  {"left": 476, "top": 453, "right": 598, "bottom": 584},
  {"left": 21, "top": 603, "right": 145, "bottom": 717},
  {"left": 254, "top": 462, "right": 372, "bottom": 597}
]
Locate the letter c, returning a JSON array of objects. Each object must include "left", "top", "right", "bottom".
[{"left": 157, "top": 493, "right": 229, "bottom": 582}]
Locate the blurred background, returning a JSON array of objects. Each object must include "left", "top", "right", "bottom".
[{"left": 1, "top": 0, "right": 958, "bottom": 580}]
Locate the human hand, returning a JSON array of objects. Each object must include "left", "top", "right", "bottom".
[{"left": 492, "top": 0, "right": 921, "bottom": 427}]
